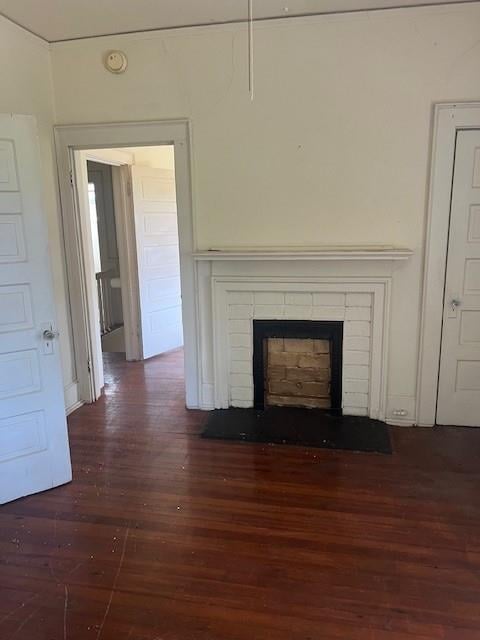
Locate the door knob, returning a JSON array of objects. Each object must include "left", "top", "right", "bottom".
[
  {"left": 450, "top": 299, "right": 461, "bottom": 312},
  {"left": 43, "top": 328, "right": 59, "bottom": 340}
]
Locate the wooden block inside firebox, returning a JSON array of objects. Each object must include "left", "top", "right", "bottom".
[
  {"left": 298, "top": 353, "right": 330, "bottom": 368},
  {"left": 268, "top": 351, "right": 300, "bottom": 367},
  {"left": 266, "top": 394, "right": 331, "bottom": 409},
  {"left": 267, "top": 366, "right": 286, "bottom": 381},
  {"left": 313, "top": 339, "right": 330, "bottom": 354},
  {"left": 267, "top": 338, "right": 284, "bottom": 353},
  {"left": 283, "top": 338, "right": 314, "bottom": 353},
  {"left": 285, "top": 367, "right": 331, "bottom": 383},
  {"left": 269, "top": 380, "right": 330, "bottom": 397}
]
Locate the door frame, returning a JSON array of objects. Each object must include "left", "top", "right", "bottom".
[
  {"left": 416, "top": 102, "right": 480, "bottom": 426},
  {"left": 54, "top": 120, "right": 199, "bottom": 408}
]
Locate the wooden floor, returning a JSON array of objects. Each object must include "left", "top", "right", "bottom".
[{"left": 1, "top": 350, "right": 480, "bottom": 640}]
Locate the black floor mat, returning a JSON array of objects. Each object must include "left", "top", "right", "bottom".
[{"left": 201, "top": 407, "right": 392, "bottom": 454}]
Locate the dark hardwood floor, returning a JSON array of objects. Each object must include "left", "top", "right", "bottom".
[{"left": 1, "top": 350, "right": 480, "bottom": 640}]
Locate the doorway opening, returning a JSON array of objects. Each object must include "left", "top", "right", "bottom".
[
  {"left": 77, "top": 144, "right": 184, "bottom": 401},
  {"left": 87, "top": 161, "right": 125, "bottom": 356},
  {"left": 55, "top": 121, "right": 198, "bottom": 411}
]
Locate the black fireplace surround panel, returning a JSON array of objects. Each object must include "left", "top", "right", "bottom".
[{"left": 252, "top": 320, "right": 343, "bottom": 411}]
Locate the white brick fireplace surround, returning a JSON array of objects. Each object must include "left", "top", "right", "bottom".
[
  {"left": 227, "top": 290, "right": 373, "bottom": 415},
  {"left": 194, "top": 248, "right": 412, "bottom": 422}
]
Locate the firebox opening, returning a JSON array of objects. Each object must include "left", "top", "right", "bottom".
[
  {"left": 265, "top": 338, "right": 332, "bottom": 409},
  {"left": 253, "top": 320, "right": 343, "bottom": 412}
]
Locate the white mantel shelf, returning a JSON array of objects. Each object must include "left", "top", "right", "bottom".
[{"left": 193, "top": 247, "right": 413, "bottom": 261}]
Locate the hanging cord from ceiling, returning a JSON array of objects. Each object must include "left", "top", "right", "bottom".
[{"left": 248, "top": 0, "right": 254, "bottom": 101}]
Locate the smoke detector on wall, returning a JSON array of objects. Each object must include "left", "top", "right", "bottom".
[{"left": 104, "top": 50, "right": 128, "bottom": 74}]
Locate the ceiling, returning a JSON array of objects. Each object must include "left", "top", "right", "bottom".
[{"left": 0, "top": 0, "right": 476, "bottom": 42}]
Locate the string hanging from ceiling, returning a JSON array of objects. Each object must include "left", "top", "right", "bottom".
[{"left": 248, "top": 0, "right": 254, "bottom": 101}]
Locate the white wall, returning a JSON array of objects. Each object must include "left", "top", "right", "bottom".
[
  {"left": 49, "top": 3, "right": 480, "bottom": 420},
  {"left": 125, "top": 145, "right": 175, "bottom": 171},
  {"left": 50, "top": 5, "right": 480, "bottom": 247},
  {"left": 0, "top": 17, "right": 77, "bottom": 411},
  {"left": 4, "top": 4, "right": 480, "bottom": 419}
]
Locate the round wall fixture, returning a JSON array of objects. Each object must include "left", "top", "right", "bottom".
[{"left": 104, "top": 50, "right": 128, "bottom": 74}]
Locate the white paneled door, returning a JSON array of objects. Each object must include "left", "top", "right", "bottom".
[
  {"left": 437, "top": 130, "right": 480, "bottom": 426},
  {"left": 0, "top": 115, "right": 72, "bottom": 503},
  {"left": 131, "top": 165, "right": 183, "bottom": 359}
]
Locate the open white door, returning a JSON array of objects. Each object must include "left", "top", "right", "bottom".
[
  {"left": 0, "top": 115, "right": 72, "bottom": 504},
  {"left": 437, "top": 129, "right": 480, "bottom": 426},
  {"left": 131, "top": 165, "right": 183, "bottom": 359}
]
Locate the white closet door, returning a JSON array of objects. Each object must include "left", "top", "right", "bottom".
[{"left": 437, "top": 129, "right": 480, "bottom": 426}]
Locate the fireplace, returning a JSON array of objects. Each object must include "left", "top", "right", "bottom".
[
  {"left": 252, "top": 320, "right": 343, "bottom": 411},
  {"left": 207, "top": 279, "right": 381, "bottom": 418}
]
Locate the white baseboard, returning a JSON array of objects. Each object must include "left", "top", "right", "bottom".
[
  {"left": 66, "top": 400, "right": 84, "bottom": 416},
  {"left": 200, "top": 383, "right": 215, "bottom": 410},
  {"left": 64, "top": 381, "right": 82, "bottom": 415},
  {"left": 386, "top": 418, "right": 416, "bottom": 427}
]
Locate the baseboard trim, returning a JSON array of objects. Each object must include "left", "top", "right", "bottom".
[
  {"left": 64, "top": 381, "right": 81, "bottom": 415},
  {"left": 386, "top": 418, "right": 416, "bottom": 427},
  {"left": 66, "top": 399, "right": 84, "bottom": 416}
]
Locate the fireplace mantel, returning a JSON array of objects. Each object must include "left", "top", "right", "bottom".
[
  {"left": 193, "top": 246, "right": 413, "bottom": 261},
  {"left": 194, "top": 244, "right": 409, "bottom": 423}
]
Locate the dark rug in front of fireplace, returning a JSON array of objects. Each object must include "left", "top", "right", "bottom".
[{"left": 201, "top": 408, "right": 392, "bottom": 454}]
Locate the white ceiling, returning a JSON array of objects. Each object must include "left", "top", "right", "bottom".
[{"left": 0, "top": 0, "right": 476, "bottom": 42}]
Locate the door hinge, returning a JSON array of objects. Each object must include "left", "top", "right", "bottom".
[
  {"left": 127, "top": 179, "right": 132, "bottom": 197},
  {"left": 87, "top": 359, "right": 91, "bottom": 373},
  {"left": 69, "top": 169, "right": 73, "bottom": 187}
]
